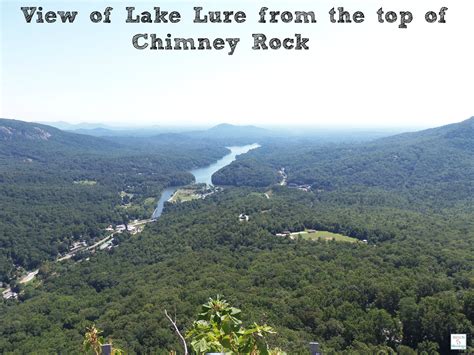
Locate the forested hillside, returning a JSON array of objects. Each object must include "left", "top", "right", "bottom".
[
  {"left": 0, "top": 119, "right": 227, "bottom": 282},
  {"left": 1, "top": 187, "right": 472, "bottom": 353},
  {"left": 0, "top": 118, "right": 473, "bottom": 353},
  {"left": 213, "top": 117, "right": 474, "bottom": 209}
]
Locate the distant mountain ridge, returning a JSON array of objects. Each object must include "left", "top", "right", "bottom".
[
  {"left": 35, "top": 121, "right": 112, "bottom": 131},
  {"left": 302, "top": 116, "right": 474, "bottom": 188},
  {"left": 0, "top": 119, "right": 58, "bottom": 141},
  {"left": 183, "top": 123, "right": 273, "bottom": 145},
  {"left": 37, "top": 121, "right": 269, "bottom": 139},
  {"left": 1, "top": 119, "right": 264, "bottom": 162},
  {"left": 376, "top": 116, "right": 474, "bottom": 150},
  {"left": 207, "top": 123, "right": 268, "bottom": 134},
  {"left": 211, "top": 117, "right": 474, "bottom": 208},
  {"left": 36, "top": 121, "right": 169, "bottom": 138},
  {"left": 30, "top": 120, "right": 405, "bottom": 143},
  {"left": 0, "top": 118, "right": 120, "bottom": 157}
]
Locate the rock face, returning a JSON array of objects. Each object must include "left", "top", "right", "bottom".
[
  {"left": 0, "top": 124, "right": 52, "bottom": 141},
  {"left": 0, "top": 118, "right": 119, "bottom": 155},
  {"left": 32, "top": 127, "right": 52, "bottom": 140}
]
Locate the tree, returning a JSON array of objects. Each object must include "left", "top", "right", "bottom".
[
  {"left": 416, "top": 340, "right": 439, "bottom": 355},
  {"left": 399, "top": 297, "right": 420, "bottom": 347}
]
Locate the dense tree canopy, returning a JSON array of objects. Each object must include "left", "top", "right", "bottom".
[
  {"left": 0, "top": 119, "right": 227, "bottom": 281},
  {"left": 0, "top": 118, "right": 473, "bottom": 353}
]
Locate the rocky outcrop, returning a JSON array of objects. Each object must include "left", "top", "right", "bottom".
[{"left": 0, "top": 125, "right": 52, "bottom": 141}]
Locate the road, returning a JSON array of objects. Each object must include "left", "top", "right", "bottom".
[
  {"left": 2, "top": 270, "right": 40, "bottom": 299},
  {"left": 2, "top": 218, "right": 155, "bottom": 299},
  {"left": 20, "top": 270, "right": 39, "bottom": 283},
  {"left": 57, "top": 218, "right": 153, "bottom": 262}
]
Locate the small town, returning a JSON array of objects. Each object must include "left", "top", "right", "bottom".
[{"left": 2, "top": 219, "right": 150, "bottom": 300}]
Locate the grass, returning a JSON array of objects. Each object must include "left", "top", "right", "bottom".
[
  {"left": 23, "top": 278, "right": 41, "bottom": 287},
  {"left": 291, "top": 229, "right": 358, "bottom": 243},
  {"left": 170, "top": 188, "right": 201, "bottom": 203}
]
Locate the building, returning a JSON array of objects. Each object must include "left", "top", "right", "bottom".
[
  {"left": 239, "top": 214, "right": 250, "bottom": 222},
  {"left": 70, "top": 241, "right": 87, "bottom": 252},
  {"left": 116, "top": 224, "right": 126, "bottom": 232},
  {"left": 2, "top": 289, "right": 18, "bottom": 300},
  {"left": 99, "top": 240, "right": 113, "bottom": 250},
  {"left": 276, "top": 231, "right": 291, "bottom": 237}
]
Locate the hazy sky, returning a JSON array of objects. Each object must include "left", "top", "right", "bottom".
[{"left": 1, "top": 0, "right": 473, "bottom": 128}]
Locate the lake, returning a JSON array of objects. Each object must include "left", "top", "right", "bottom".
[{"left": 152, "top": 144, "right": 260, "bottom": 219}]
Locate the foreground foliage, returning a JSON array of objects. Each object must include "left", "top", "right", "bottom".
[
  {"left": 187, "top": 296, "right": 278, "bottom": 354},
  {"left": 83, "top": 325, "right": 123, "bottom": 355}
]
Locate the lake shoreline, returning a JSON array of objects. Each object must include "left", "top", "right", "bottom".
[{"left": 152, "top": 143, "right": 260, "bottom": 219}]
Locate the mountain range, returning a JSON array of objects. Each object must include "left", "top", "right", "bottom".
[{"left": 1, "top": 117, "right": 472, "bottom": 354}]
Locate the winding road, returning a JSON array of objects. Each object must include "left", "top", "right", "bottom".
[{"left": 2, "top": 218, "right": 155, "bottom": 299}]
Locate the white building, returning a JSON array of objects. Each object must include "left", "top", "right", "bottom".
[
  {"left": 239, "top": 214, "right": 250, "bottom": 222},
  {"left": 116, "top": 224, "right": 126, "bottom": 232}
]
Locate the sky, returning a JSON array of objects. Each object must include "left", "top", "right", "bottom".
[{"left": 1, "top": 0, "right": 473, "bottom": 128}]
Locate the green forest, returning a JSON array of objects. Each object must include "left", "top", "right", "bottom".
[
  {"left": 0, "top": 119, "right": 227, "bottom": 281},
  {"left": 0, "top": 118, "right": 473, "bottom": 354}
]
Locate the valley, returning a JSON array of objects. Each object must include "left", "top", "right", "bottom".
[
  {"left": 0, "top": 118, "right": 473, "bottom": 354},
  {"left": 1, "top": 134, "right": 259, "bottom": 299}
]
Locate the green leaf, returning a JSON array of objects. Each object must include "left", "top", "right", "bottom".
[
  {"left": 229, "top": 307, "right": 242, "bottom": 316},
  {"left": 192, "top": 338, "right": 210, "bottom": 353}
]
